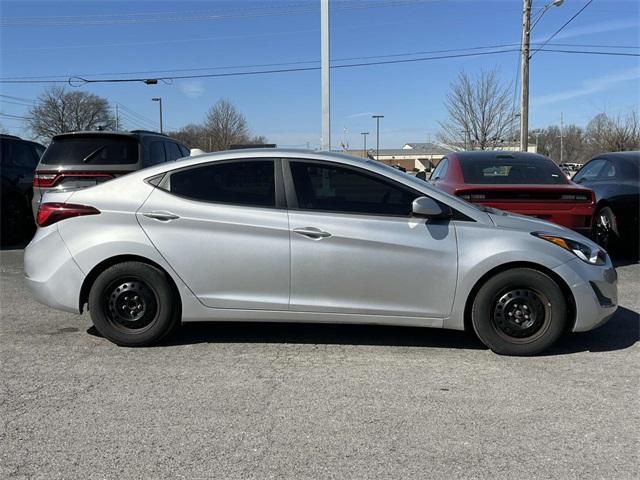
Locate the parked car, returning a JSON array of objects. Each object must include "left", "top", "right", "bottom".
[
  {"left": 573, "top": 151, "right": 639, "bottom": 253},
  {"left": 430, "top": 151, "right": 596, "bottom": 235},
  {"left": 32, "top": 130, "right": 190, "bottom": 217},
  {"left": 25, "top": 149, "right": 617, "bottom": 356},
  {"left": 0, "top": 134, "right": 45, "bottom": 243}
]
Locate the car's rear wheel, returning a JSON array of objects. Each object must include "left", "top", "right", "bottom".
[
  {"left": 593, "top": 206, "right": 618, "bottom": 252},
  {"left": 88, "top": 262, "right": 179, "bottom": 347},
  {"left": 471, "top": 268, "right": 567, "bottom": 356}
]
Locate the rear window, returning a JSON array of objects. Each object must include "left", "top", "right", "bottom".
[
  {"left": 41, "top": 136, "right": 138, "bottom": 165},
  {"left": 459, "top": 157, "right": 567, "bottom": 185}
]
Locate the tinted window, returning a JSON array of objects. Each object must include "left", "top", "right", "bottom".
[
  {"left": 32, "top": 144, "right": 45, "bottom": 159},
  {"left": 459, "top": 157, "right": 566, "bottom": 185},
  {"left": 147, "top": 141, "right": 166, "bottom": 166},
  {"left": 431, "top": 158, "right": 448, "bottom": 180},
  {"left": 600, "top": 161, "right": 616, "bottom": 179},
  {"left": 290, "top": 161, "right": 418, "bottom": 216},
  {"left": 165, "top": 142, "right": 183, "bottom": 161},
  {"left": 618, "top": 158, "right": 640, "bottom": 181},
  {"left": 573, "top": 159, "right": 606, "bottom": 183},
  {"left": 178, "top": 144, "right": 190, "bottom": 157},
  {"left": 1, "top": 140, "right": 38, "bottom": 168},
  {"left": 169, "top": 160, "right": 275, "bottom": 207},
  {"left": 41, "top": 136, "right": 138, "bottom": 165}
]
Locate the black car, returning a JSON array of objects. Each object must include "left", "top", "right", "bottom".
[
  {"left": 573, "top": 151, "right": 639, "bottom": 254},
  {"left": 0, "top": 134, "right": 46, "bottom": 243},
  {"left": 32, "top": 130, "right": 190, "bottom": 216}
]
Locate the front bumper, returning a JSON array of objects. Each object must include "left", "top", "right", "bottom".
[
  {"left": 553, "top": 256, "right": 618, "bottom": 332},
  {"left": 24, "top": 226, "right": 85, "bottom": 314}
]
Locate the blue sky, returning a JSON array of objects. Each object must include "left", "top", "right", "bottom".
[{"left": 1, "top": 0, "right": 638, "bottom": 148}]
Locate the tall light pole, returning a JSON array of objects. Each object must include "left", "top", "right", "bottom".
[
  {"left": 152, "top": 97, "right": 163, "bottom": 133},
  {"left": 361, "top": 132, "right": 369, "bottom": 157},
  {"left": 320, "top": 0, "right": 330, "bottom": 150},
  {"left": 372, "top": 114, "right": 384, "bottom": 161},
  {"left": 519, "top": 0, "right": 563, "bottom": 151}
]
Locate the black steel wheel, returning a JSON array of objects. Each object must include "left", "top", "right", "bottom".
[
  {"left": 88, "top": 261, "right": 180, "bottom": 347},
  {"left": 472, "top": 268, "right": 567, "bottom": 356},
  {"left": 593, "top": 206, "right": 617, "bottom": 251}
]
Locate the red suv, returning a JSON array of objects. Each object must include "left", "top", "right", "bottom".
[{"left": 430, "top": 151, "right": 595, "bottom": 235}]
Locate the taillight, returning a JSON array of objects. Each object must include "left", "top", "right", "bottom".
[
  {"left": 33, "top": 173, "right": 58, "bottom": 188},
  {"left": 36, "top": 203, "right": 100, "bottom": 227}
]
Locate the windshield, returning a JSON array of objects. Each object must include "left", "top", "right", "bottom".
[
  {"left": 459, "top": 157, "right": 567, "bottom": 185},
  {"left": 41, "top": 136, "right": 138, "bottom": 165}
]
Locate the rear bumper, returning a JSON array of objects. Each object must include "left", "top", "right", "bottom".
[
  {"left": 24, "top": 226, "right": 85, "bottom": 314},
  {"left": 480, "top": 202, "right": 595, "bottom": 232},
  {"left": 553, "top": 257, "right": 618, "bottom": 332}
]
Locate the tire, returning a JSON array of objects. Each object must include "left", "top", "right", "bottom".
[
  {"left": 592, "top": 206, "right": 618, "bottom": 253},
  {"left": 88, "top": 261, "right": 180, "bottom": 347},
  {"left": 471, "top": 268, "right": 567, "bottom": 356}
]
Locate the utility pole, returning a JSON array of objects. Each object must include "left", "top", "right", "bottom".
[
  {"left": 361, "top": 132, "right": 369, "bottom": 157},
  {"left": 519, "top": 0, "right": 531, "bottom": 152},
  {"left": 115, "top": 104, "right": 119, "bottom": 131},
  {"left": 152, "top": 97, "right": 163, "bottom": 133},
  {"left": 559, "top": 112, "right": 564, "bottom": 164},
  {"left": 372, "top": 114, "right": 384, "bottom": 161},
  {"left": 320, "top": 0, "right": 330, "bottom": 150}
]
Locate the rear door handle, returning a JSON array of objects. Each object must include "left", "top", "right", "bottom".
[
  {"left": 142, "top": 211, "right": 180, "bottom": 222},
  {"left": 293, "top": 227, "right": 332, "bottom": 239}
]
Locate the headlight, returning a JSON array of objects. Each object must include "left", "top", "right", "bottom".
[{"left": 532, "top": 232, "right": 606, "bottom": 265}]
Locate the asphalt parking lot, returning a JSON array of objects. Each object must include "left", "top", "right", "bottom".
[{"left": 1, "top": 248, "right": 638, "bottom": 480}]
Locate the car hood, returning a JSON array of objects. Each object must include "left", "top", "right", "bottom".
[{"left": 487, "top": 207, "right": 589, "bottom": 240}]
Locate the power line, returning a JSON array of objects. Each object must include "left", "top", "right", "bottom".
[
  {"left": 1, "top": 42, "right": 637, "bottom": 83},
  {"left": 0, "top": 0, "right": 430, "bottom": 27},
  {"left": 530, "top": 0, "right": 595, "bottom": 58}
]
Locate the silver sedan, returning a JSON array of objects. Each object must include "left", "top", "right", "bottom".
[{"left": 24, "top": 149, "right": 617, "bottom": 355}]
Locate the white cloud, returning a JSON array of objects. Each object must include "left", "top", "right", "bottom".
[
  {"left": 179, "top": 80, "right": 205, "bottom": 99},
  {"left": 533, "top": 67, "right": 640, "bottom": 106},
  {"left": 534, "top": 19, "right": 639, "bottom": 43}
]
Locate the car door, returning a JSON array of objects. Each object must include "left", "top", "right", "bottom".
[
  {"left": 138, "top": 158, "right": 290, "bottom": 310},
  {"left": 284, "top": 159, "right": 458, "bottom": 319}
]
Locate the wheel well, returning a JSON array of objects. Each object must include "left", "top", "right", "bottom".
[
  {"left": 463, "top": 261, "right": 577, "bottom": 334},
  {"left": 79, "top": 255, "right": 182, "bottom": 315}
]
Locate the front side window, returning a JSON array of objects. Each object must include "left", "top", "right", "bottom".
[
  {"left": 290, "top": 161, "right": 418, "bottom": 216},
  {"left": 573, "top": 159, "right": 606, "bottom": 183},
  {"left": 168, "top": 160, "right": 275, "bottom": 208}
]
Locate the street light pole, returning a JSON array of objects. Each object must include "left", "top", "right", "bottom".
[
  {"left": 320, "top": 0, "right": 330, "bottom": 150},
  {"left": 152, "top": 97, "right": 163, "bottom": 133},
  {"left": 519, "top": 0, "right": 531, "bottom": 152},
  {"left": 361, "top": 132, "right": 369, "bottom": 157},
  {"left": 519, "top": 0, "right": 564, "bottom": 152},
  {"left": 372, "top": 115, "right": 383, "bottom": 161}
]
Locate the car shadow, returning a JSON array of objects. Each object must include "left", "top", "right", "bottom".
[{"left": 91, "top": 306, "right": 637, "bottom": 355}]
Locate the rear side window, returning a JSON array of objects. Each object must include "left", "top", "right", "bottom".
[
  {"left": 41, "top": 136, "right": 138, "bottom": 165},
  {"left": 165, "top": 142, "right": 183, "bottom": 161},
  {"left": 290, "top": 161, "right": 418, "bottom": 216},
  {"left": 1, "top": 140, "right": 38, "bottom": 168},
  {"left": 178, "top": 144, "right": 190, "bottom": 157},
  {"left": 147, "top": 141, "right": 166, "bottom": 166},
  {"left": 168, "top": 160, "right": 275, "bottom": 208},
  {"left": 459, "top": 157, "right": 566, "bottom": 185}
]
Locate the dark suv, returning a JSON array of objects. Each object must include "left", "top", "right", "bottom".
[
  {"left": 32, "top": 130, "right": 189, "bottom": 216},
  {"left": 1, "top": 134, "right": 46, "bottom": 243}
]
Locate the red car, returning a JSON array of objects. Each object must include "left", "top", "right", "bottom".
[{"left": 430, "top": 151, "right": 595, "bottom": 235}]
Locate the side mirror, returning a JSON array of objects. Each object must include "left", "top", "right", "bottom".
[{"left": 412, "top": 196, "right": 453, "bottom": 219}]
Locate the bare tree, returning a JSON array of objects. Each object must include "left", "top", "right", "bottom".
[
  {"left": 204, "top": 99, "right": 250, "bottom": 151},
  {"left": 532, "top": 124, "right": 585, "bottom": 163},
  {"left": 438, "top": 69, "right": 514, "bottom": 150},
  {"left": 27, "top": 86, "right": 115, "bottom": 141},
  {"left": 586, "top": 111, "right": 640, "bottom": 155},
  {"left": 167, "top": 123, "right": 208, "bottom": 150}
]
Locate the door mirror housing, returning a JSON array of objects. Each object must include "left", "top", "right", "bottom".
[{"left": 412, "top": 196, "right": 452, "bottom": 219}]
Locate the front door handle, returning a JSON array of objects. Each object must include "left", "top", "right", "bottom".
[
  {"left": 142, "top": 211, "right": 180, "bottom": 222},
  {"left": 293, "top": 227, "right": 332, "bottom": 239}
]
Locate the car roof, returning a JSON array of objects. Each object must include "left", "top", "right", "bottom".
[
  {"left": 591, "top": 151, "right": 640, "bottom": 162},
  {"left": 51, "top": 130, "right": 176, "bottom": 141},
  {"left": 454, "top": 150, "right": 553, "bottom": 162}
]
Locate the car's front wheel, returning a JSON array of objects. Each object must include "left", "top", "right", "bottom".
[
  {"left": 471, "top": 268, "right": 568, "bottom": 356},
  {"left": 88, "top": 261, "right": 179, "bottom": 347}
]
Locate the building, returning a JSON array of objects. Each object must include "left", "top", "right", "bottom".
[{"left": 370, "top": 142, "right": 455, "bottom": 171}]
